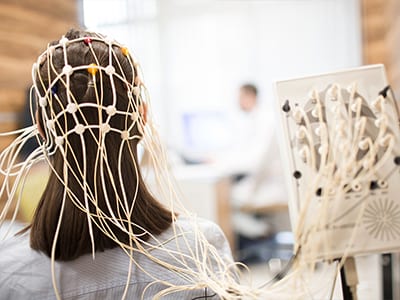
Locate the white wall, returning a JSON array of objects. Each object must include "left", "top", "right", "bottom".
[{"left": 83, "top": 0, "right": 362, "bottom": 148}]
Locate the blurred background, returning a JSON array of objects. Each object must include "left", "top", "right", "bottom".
[{"left": 0, "top": 0, "right": 399, "bottom": 299}]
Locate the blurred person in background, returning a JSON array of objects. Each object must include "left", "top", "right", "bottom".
[
  {"left": 217, "top": 83, "right": 290, "bottom": 263},
  {"left": 217, "top": 84, "right": 270, "bottom": 177}
]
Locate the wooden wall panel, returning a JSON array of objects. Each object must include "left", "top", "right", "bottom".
[
  {"left": 0, "top": 89, "right": 25, "bottom": 111},
  {"left": 0, "top": 1, "right": 78, "bottom": 220},
  {"left": 0, "top": 0, "right": 78, "bottom": 151},
  {"left": 0, "top": 1, "right": 78, "bottom": 89},
  {"left": 362, "top": 0, "right": 400, "bottom": 97}
]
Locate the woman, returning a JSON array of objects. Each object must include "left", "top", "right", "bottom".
[{"left": 0, "top": 29, "right": 236, "bottom": 299}]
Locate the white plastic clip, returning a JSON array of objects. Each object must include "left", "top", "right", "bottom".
[
  {"left": 106, "top": 105, "right": 117, "bottom": 116},
  {"left": 299, "top": 146, "right": 308, "bottom": 162},
  {"left": 74, "top": 124, "right": 85, "bottom": 135},
  {"left": 55, "top": 136, "right": 64, "bottom": 146},
  {"left": 379, "top": 135, "right": 392, "bottom": 147},
  {"left": 327, "top": 84, "right": 339, "bottom": 101},
  {"left": 105, "top": 65, "right": 115, "bottom": 75},
  {"left": 347, "top": 82, "right": 357, "bottom": 95},
  {"left": 358, "top": 139, "right": 369, "bottom": 150},
  {"left": 133, "top": 87, "right": 140, "bottom": 96},
  {"left": 296, "top": 128, "right": 306, "bottom": 140},
  {"left": 66, "top": 103, "right": 77, "bottom": 114},
  {"left": 39, "top": 96, "right": 47, "bottom": 107},
  {"left": 63, "top": 65, "right": 73, "bottom": 76},
  {"left": 121, "top": 130, "right": 129, "bottom": 140},
  {"left": 131, "top": 111, "right": 139, "bottom": 122},
  {"left": 46, "top": 119, "right": 55, "bottom": 130},
  {"left": 318, "top": 145, "right": 328, "bottom": 155},
  {"left": 311, "top": 107, "right": 319, "bottom": 118},
  {"left": 293, "top": 108, "right": 303, "bottom": 124},
  {"left": 309, "top": 89, "right": 318, "bottom": 100},
  {"left": 59, "top": 37, "right": 69, "bottom": 47},
  {"left": 100, "top": 123, "right": 111, "bottom": 134}
]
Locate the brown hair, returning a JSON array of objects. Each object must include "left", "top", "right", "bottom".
[
  {"left": 30, "top": 29, "right": 172, "bottom": 261},
  {"left": 240, "top": 83, "right": 258, "bottom": 97}
]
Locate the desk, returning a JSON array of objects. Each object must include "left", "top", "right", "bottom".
[
  {"left": 240, "top": 203, "right": 288, "bottom": 215},
  {"left": 171, "top": 165, "right": 235, "bottom": 249},
  {"left": 172, "top": 164, "right": 290, "bottom": 252}
]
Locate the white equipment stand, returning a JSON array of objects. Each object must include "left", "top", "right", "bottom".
[{"left": 275, "top": 65, "right": 400, "bottom": 299}]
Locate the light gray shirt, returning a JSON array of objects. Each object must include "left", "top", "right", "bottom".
[{"left": 0, "top": 217, "right": 233, "bottom": 300}]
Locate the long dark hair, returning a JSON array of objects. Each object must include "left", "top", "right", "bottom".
[{"left": 30, "top": 29, "right": 172, "bottom": 261}]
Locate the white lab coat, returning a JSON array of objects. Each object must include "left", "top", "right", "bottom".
[
  {"left": 215, "top": 105, "right": 273, "bottom": 176},
  {"left": 218, "top": 106, "right": 288, "bottom": 238}
]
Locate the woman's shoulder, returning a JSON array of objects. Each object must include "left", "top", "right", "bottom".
[
  {"left": 0, "top": 230, "right": 36, "bottom": 258},
  {"left": 174, "top": 215, "right": 221, "bottom": 229},
  {"left": 171, "top": 216, "right": 226, "bottom": 238},
  {"left": 160, "top": 216, "right": 232, "bottom": 257},
  {"left": 0, "top": 230, "right": 48, "bottom": 272},
  {"left": 0, "top": 231, "right": 55, "bottom": 299},
  {"left": 0, "top": 217, "right": 234, "bottom": 299}
]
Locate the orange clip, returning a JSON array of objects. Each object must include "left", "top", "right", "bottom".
[
  {"left": 121, "top": 47, "right": 129, "bottom": 56},
  {"left": 88, "top": 63, "right": 98, "bottom": 76}
]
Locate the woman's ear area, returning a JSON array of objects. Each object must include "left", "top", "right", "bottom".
[
  {"left": 139, "top": 103, "right": 148, "bottom": 125},
  {"left": 35, "top": 110, "right": 45, "bottom": 139}
]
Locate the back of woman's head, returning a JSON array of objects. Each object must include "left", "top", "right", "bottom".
[
  {"left": 30, "top": 29, "right": 172, "bottom": 261},
  {"left": 35, "top": 29, "right": 140, "bottom": 145}
]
